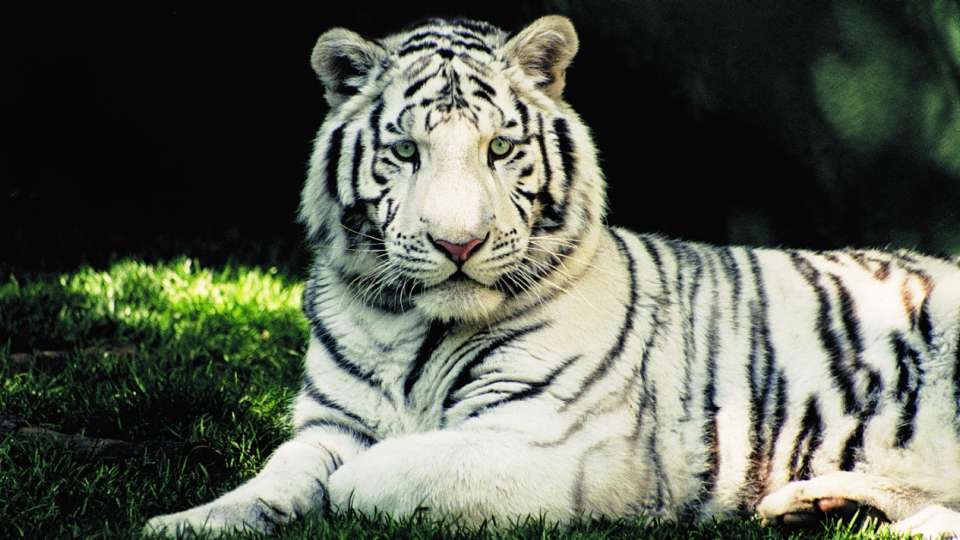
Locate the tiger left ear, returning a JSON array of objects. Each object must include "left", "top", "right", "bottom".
[
  {"left": 504, "top": 15, "right": 579, "bottom": 100},
  {"left": 311, "top": 28, "right": 387, "bottom": 107}
]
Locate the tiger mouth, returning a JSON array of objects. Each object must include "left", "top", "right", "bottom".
[{"left": 435, "top": 269, "right": 483, "bottom": 287}]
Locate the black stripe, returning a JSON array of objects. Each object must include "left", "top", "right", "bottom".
[
  {"left": 537, "top": 114, "right": 552, "bottom": 186},
  {"left": 466, "top": 354, "right": 582, "bottom": 417},
  {"left": 738, "top": 248, "right": 777, "bottom": 507},
  {"left": 513, "top": 92, "right": 529, "bottom": 135},
  {"left": 313, "top": 322, "right": 384, "bottom": 394},
  {"left": 891, "top": 333, "right": 924, "bottom": 447},
  {"left": 300, "top": 376, "right": 371, "bottom": 430},
  {"left": 745, "top": 248, "right": 777, "bottom": 467},
  {"left": 790, "top": 252, "right": 859, "bottom": 415},
  {"left": 789, "top": 396, "right": 823, "bottom": 480},
  {"left": 840, "top": 370, "right": 883, "bottom": 471},
  {"left": 452, "top": 19, "right": 496, "bottom": 36},
  {"left": 717, "top": 247, "right": 742, "bottom": 328},
  {"left": 400, "top": 31, "right": 446, "bottom": 47},
  {"left": 669, "top": 241, "right": 702, "bottom": 416},
  {"left": 404, "top": 68, "right": 441, "bottom": 98},
  {"left": 506, "top": 150, "right": 528, "bottom": 166},
  {"left": 443, "top": 322, "right": 548, "bottom": 410},
  {"left": 441, "top": 329, "right": 496, "bottom": 371},
  {"left": 368, "top": 100, "right": 384, "bottom": 148},
  {"left": 324, "top": 125, "right": 346, "bottom": 201},
  {"left": 649, "top": 427, "right": 668, "bottom": 510},
  {"left": 829, "top": 273, "right": 884, "bottom": 469},
  {"left": 468, "top": 75, "right": 496, "bottom": 97},
  {"left": 918, "top": 297, "right": 934, "bottom": 348},
  {"left": 515, "top": 187, "right": 536, "bottom": 202},
  {"left": 349, "top": 131, "right": 364, "bottom": 204},
  {"left": 839, "top": 424, "right": 864, "bottom": 472},
  {"left": 518, "top": 165, "right": 534, "bottom": 178},
  {"left": 510, "top": 197, "right": 529, "bottom": 223},
  {"left": 302, "top": 278, "right": 390, "bottom": 399},
  {"left": 628, "top": 236, "right": 667, "bottom": 405},
  {"left": 452, "top": 29, "right": 486, "bottom": 43},
  {"left": 404, "top": 320, "right": 449, "bottom": 399},
  {"left": 893, "top": 333, "right": 913, "bottom": 401},
  {"left": 472, "top": 89, "right": 496, "bottom": 106},
  {"left": 399, "top": 41, "right": 437, "bottom": 57},
  {"left": 831, "top": 274, "right": 865, "bottom": 353},
  {"left": 839, "top": 367, "right": 882, "bottom": 470},
  {"left": 294, "top": 418, "right": 376, "bottom": 447},
  {"left": 699, "top": 275, "right": 721, "bottom": 503},
  {"left": 625, "top": 239, "right": 668, "bottom": 513},
  {"left": 533, "top": 113, "right": 564, "bottom": 231},
  {"left": 382, "top": 198, "right": 398, "bottom": 231},
  {"left": 768, "top": 373, "right": 788, "bottom": 463},
  {"left": 451, "top": 39, "right": 492, "bottom": 53},
  {"left": 559, "top": 231, "right": 639, "bottom": 407},
  {"left": 552, "top": 117, "right": 576, "bottom": 192}
]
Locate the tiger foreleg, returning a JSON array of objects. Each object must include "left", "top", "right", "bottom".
[
  {"left": 757, "top": 471, "right": 960, "bottom": 538},
  {"left": 327, "top": 428, "right": 583, "bottom": 526},
  {"left": 143, "top": 429, "right": 364, "bottom": 537}
]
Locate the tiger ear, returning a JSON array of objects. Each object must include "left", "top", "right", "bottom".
[
  {"left": 311, "top": 28, "right": 387, "bottom": 107},
  {"left": 504, "top": 15, "right": 579, "bottom": 100}
]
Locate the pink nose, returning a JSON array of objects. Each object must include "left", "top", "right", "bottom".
[{"left": 432, "top": 236, "right": 485, "bottom": 263}]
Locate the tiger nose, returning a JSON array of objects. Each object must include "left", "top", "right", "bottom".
[{"left": 430, "top": 235, "right": 486, "bottom": 263}]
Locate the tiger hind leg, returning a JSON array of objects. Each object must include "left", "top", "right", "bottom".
[{"left": 757, "top": 471, "right": 960, "bottom": 538}]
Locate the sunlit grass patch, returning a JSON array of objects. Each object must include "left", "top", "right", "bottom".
[{"left": 1, "top": 258, "right": 305, "bottom": 356}]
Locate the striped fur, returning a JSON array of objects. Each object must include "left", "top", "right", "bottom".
[{"left": 145, "top": 16, "right": 960, "bottom": 538}]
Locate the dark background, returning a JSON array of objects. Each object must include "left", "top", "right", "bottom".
[{"left": 4, "top": 2, "right": 959, "bottom": 276}]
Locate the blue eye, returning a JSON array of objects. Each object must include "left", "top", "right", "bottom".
[{"left": 391, "top": 140, "right": 418, "bottom": 161}]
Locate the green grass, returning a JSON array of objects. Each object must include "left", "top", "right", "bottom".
[{"left": 0, "top": 259, "right": 909, "bottom": 539}]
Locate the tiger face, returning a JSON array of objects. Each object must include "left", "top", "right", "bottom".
[{"left": 301, "top": 16, "right": 605, "bottom": 323}]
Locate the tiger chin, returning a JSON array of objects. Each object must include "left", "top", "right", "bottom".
[
  {"left": 414, "top": 279, "right": 506, "bottom": 324},
  {"left": 145, "top": 14, "right": 960, "bottom": 540}
]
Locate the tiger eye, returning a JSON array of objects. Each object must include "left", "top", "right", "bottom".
[
  {"left": 489, "top": 137, "right": 513, "bottom": 158},
  {"left": 392, "top": 141, "right": 418, "bottom": 161}
]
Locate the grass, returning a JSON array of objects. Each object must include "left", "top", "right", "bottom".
[{"left": 0, "top": 259, "right": 910, "bottom": 539}]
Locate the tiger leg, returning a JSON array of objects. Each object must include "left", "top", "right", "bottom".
[
  {"left": 143, "top": 428, "right": 365, "bottom": 537},
  {"left": 326, "top": 428, "right": 615, "bottom": 526},
  {"left": 757, "top": 471, "right": 960, "bottom": 538}
]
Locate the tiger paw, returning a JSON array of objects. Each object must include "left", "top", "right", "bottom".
[
  {"left": 889, "top": 505, "right": 960, "bottom": 539},
  {"left": 757, "top": 479, "right": 886, "bottom": 529},
  {"left": 142, "top": 498, "right": 288, "bottom": 537},
  {"left": 327, "top": 439, "right": 428, "bottom": 519}
]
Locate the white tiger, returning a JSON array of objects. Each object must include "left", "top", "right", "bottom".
[{"left": 145, "top": 15, "right": 960, "bottom": 538}]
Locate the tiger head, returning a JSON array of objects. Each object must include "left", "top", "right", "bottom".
[{"left": 300, "top": 16, "right": 606, "bottom": 323}]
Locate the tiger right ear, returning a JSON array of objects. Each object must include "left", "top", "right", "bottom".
[
  {"left": 311, "top": 28, "right": 387, "bottom": 107},
  {"left": 504, "top": 15, "right": 579, "bottom": 100}
]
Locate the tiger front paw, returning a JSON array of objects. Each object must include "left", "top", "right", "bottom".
[
  {"left": 142, "top": 497, "right": 293, "bottom": 537},
  {"left": 757, "top": 478, "right": 885, "bottom": 529}
]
